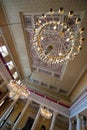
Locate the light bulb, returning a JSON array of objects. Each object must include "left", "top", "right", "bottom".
[
  {"left": 41, "top": 36, "right": 43, "bottom": 40},
  {"left": 66, "top": 38, "right": 70, "bottom": 42},
  {"left": 59, "top": 52, "right": 62, "bottom": 56},
  {"left": 68, "top": 10, "right": 74, "bottom": 17},
  {"left": 75, "top": 18, "right": 81, "bottom": 24},
  {"left": 58, "top": 7, "right": 64, "bottom": 14},
  {"left": 53, "top": 25, "right": 57, "bottom": 30},
  {"left": 79, "top": 27, "right": 84, "bottom": 34},
  {"left": 57, "top": 21, "right": 60, "bottom": 25},
  {"left": 38, "top": 20, "right": 41, "bottom": 23}
]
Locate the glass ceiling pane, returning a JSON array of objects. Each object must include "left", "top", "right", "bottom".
[
  {"left": 0, "top": 45, "right": 8, "bottom": 57},
  {"left": 13, "top": 72, "right": 18, "bottom": 79},
  {"left": 6, "top": 61, "right": 14, "bottom": 70}
]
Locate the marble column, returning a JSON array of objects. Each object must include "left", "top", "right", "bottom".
[
  {"left": 31, "top": 108, "right": 41, "bottom": 130},
  {"left": 12, "top": 99, "right": 31, "bottom": 130},
  {"left": 0, "top": 98, "right": 18, "bottom": 123},
  {"left": 69, "top": 118, "right": 72, "bottom": 130},
  {"left": 76, "top": 114, "right": 81, "bottom": 130},
  {"left": 50, "top": 112, "right": 56, "bottom": 130}
]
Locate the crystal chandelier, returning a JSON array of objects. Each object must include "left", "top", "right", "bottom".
[
  {"left": 7, "top": 80, "right": 30, "bottom": 100},
  {"left": 40, "top": 107, "right": 52, "bottom": 119},
  {"left": 33, "top": 8, "right": 84, "bottom": 65}
]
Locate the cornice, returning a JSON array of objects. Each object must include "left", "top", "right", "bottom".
[
  {"left": 28, "top": 88, "right": 87, "bottom": 118},
  {"left": 70, "top": 91, "right": 87, "bottom": 118},
  {"left": 29, "top": 90, "right": 69, "bottom": 118}
]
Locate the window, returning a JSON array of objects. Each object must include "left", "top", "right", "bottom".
[
  {"left": 13, "top": 72, "right": 18, "bottom": 79},
  {"left": 0, "top": 45, "right": 8, "bottom": 57},
  {"left": 17, "top": 80, "right": 21, "bottom": 84},
  {"left": 6, "top": 61, "right": 14, "bottom": 70}
]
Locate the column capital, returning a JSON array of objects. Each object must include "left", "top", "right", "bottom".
[
  {"left": 76, "top": 114, "right": 81, "bottom": 119},
  {"left": 27, "top": 98, "right": 32, "bottom": 102},
  {"left": 52, "top": 111, "right": 58, "bottom": 115},
  {"left": 76, "top": 114, "right": 83, "bottom": 120},
  {"left": 40, "top": 104, "right": 44, "bottom": 108},
  {"left": 80, "top": 115, "right": 84, "bottom": 120},
  {"left": 69, "top": 118, "right": 75, "bottom": 123},
  {"left": 69, "top": 118, "right": 72, "bottom": 122}
]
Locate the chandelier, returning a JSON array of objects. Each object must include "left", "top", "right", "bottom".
[
  {"left": 7, "top": 80, "right": 30, "bottom": 100},
  {"left": 40, "top": 107, "right": 52, "bottom": 119},
  {"left": 33, "top": 8, "right": 84, "bottom": 65}
]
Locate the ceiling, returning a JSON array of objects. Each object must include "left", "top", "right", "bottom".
[{"left": 0, "top": 0, "right": 87, "bottom": 105}]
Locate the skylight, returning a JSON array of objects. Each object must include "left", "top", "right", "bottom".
[
  {"left": 13, "top": 72, "right": 18, "bottom": 79},
  {"left": 0, "top": 45, "right": 8, "bottom": 57},
  {"left": 6, "top": 61, "right": 14, "bottom": 70},
  {"left": 17, "top": 80, "right": 21, "bottom": 84}
]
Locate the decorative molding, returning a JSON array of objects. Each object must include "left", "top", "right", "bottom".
[
  {"left": 29, "top": 91, "right": 69, "bottom": 117},
  {"left": 70, "top": 91, "right": 87, "bottom": 118},
  {"left": 29, "top": 90, "right": 87, "bottom": 118},
  {"left": 27, "top": 81, "right": 70, "bottom": 106},
  {"left": 23, "top": 13, "right": 68, "bottom": 80}
]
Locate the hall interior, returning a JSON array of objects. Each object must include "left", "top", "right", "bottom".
[{"left": 0, "top": 0, "right": 87, "bottom": 130}]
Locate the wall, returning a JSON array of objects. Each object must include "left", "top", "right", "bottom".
[
  {"left": 35, "top": 115, "right": 51, "bottom": 130},
  {"left": 70, "top": 70, "right": 87, "bottom": 102}
]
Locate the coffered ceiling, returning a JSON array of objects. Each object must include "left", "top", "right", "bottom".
[{"left": 0, "top": 0, "right": 87, "bottom": 104}]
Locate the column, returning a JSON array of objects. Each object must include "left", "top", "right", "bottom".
[
  {"left": 50, "top": 112, "right": 56, "bottom": 130},
  {"left": 0, "top": 98, "right": 17, "bottom": 123},
  {"left": 69, "top": 118, "right": 72, "bottom": 130},
  {"left": 12, "top": 99, "right": 31, "bottom": 130},
  {"left": 31, "top": 108, "right": 41, "bottom": 130},
  {"left": 76, "top": 114, "right": 81, "bottom": 130}
]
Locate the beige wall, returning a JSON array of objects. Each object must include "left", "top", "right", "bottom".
[
  {"left": 73, "top": 126, "right": 87, "bottom": 130},
  {"left": 82, "top": 126, "right": 87, "bottom": 130}
]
